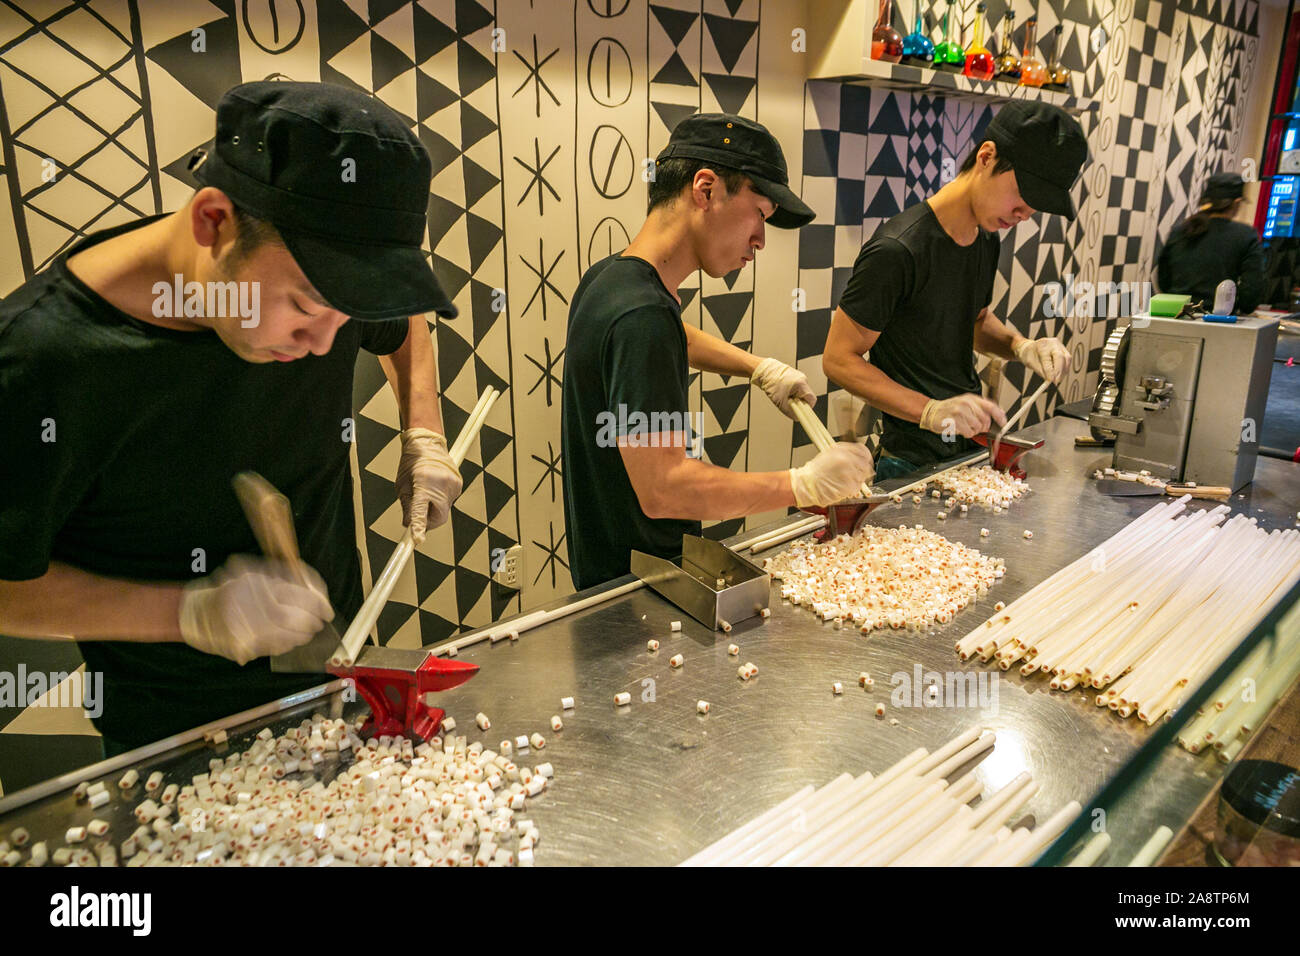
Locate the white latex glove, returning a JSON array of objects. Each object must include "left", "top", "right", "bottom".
[
  {"left": 751, "top": 357, "right": 817, "bottom": 420},
  {"left": 919, "top": 394, "right": 1008, "bottom": 439},
  {"left": 179, "top": 556, "right": 333, "bottom": 666},
  {"left": 1014, "top": 337, "right": 1071, "bottom": 383},
  {"left": 397, "top": 428, "right": 463, "bottom": 543},
  {"left": 789, "top": 442, "right": 876, "bottom": 508}
]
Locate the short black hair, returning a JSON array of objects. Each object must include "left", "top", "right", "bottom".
[
  {"left": 227, "top": 202, "right": 283, "bottom": 269},
  {"left": 647, "top": 157, "right": 751, "bottom": 215},
  {"left": 959, "top": 141, "right": 1016, "bottom": 175}
]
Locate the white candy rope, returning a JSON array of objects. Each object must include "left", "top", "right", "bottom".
[
  {"left": 679, "top": 728, "right": 1078, "bottom": 867},
  {"left": 764, "top": 525, "right": 1004, "bottom": 632},
  {"left": 955, "top": 497, "right": 1300, "bottom": 726}
]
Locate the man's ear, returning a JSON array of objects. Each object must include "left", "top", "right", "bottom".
[{"left": 190, "top": 187, "right": 238, "bottom": 254}]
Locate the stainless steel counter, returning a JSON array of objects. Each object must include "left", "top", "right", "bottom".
[{"left": 2, "top": 416, "right": 1297, "bottom": 865}]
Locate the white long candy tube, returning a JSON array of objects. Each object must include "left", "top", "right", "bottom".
[
  {"left": 789, "top": 399, "right": 873, "bottom": 499},
  {"left": 334, "top": 388, "right": 499, "bottom": 667},
  {"left": 1127, "top": 825, "right": 1174, "bottom": 867},
  {"left": 773, "top": 749, "right": 928, "bottom": 866},
  {"left": 1066, "top": 831, "right": 1112, "bottom": 867},
  {"left": 748, "top": 517, "right": 828, "bottom": 555},
  {"left": 438, "top": 579, "right": 645, "bottom": 658},
  {"left": 681, "top": 729, "right": 1079, "bottom": 867},
  {"left": 678, "top": 785, "right": 816, "bottom": 866},
  {"left": 852, "top": 775, "right": 983, "bottom": 866},
  {"left": 956, "top": 500, "right": 1185, "bottom": 658},
  {"left": 730, "top": 514, "right": 825, "bottom": 552},
  {"left": 728, "top": 773, "right": 862, "bottom": 866},
  {"left": 959, "top": 506, "right": 1298, "bottom": 721},
  {"left": 991, "top": 378, "right": 1051, "bottom": 452}
]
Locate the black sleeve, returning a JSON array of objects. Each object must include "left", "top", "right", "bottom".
[
  {"left": 358, "top": 317, "right": 411, "bottom": 356},
  {"left": 602, "top": 307, "right": 690, "bottom": 436},
  {"left": 0, "top": 319, "right": 94, "bottom": 579},
  {"left": 1156, "top": 240, "right": 1171, "bottom": 293},
  {"left": 1234, "top": 233, "right": 1266, "bottom": 314},
  {"left": 983, "top": 232, "right": 1000, "bottom": 309},
  {"left": 837, "top": 236, "right": 915, "bottom": 332}
]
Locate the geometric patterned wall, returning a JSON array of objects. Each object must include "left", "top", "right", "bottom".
[
  {"left": 800, "top": 0, "right": 1262, "bottom": 443},
  {"left": 0, "top": 0, "right": 1265, "bottom": 791}
]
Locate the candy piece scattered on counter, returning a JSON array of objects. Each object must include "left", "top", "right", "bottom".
[
  {"left": 875, "top": 703, "right": 886, "bottom": 717},
  {"left": 669, "top": 654, "right": 684, "bottom": 668},
  {"left": 727, "top": 644, "right": 740, "bottom": 656},
  {"left": 647, "top": 639, "right": 660, "bottom": 651},
  {"left": 832, "top": 682, "right": 843, "bottom": 695},
  {"left": 560, "top": 696, "right": 575, "bottom": 710},
  {"left": 760, "top": 607, "right": 771, "bottom": 619},
  {"left": 670, "top": 621, "right": 682, "bottom": 632},
  {"left": 475, "top": 712, "right": 491, "bottom": 731},
  {"left": 550, "top": 715, "right": 563, "bottom": 732},
  {"left": 614, "top": 692, "right": 631, "bottom": 706},
  {"left": 697, "top": 700, "right": 710, "bottom": 714}
]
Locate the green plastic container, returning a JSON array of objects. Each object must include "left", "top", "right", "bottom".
[{"left": 1149, "top": 293, "right": 1192, "bottom": 317}]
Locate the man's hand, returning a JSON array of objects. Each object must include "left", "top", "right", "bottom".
[
  {"left": 179, "top": 556, "right": 333, "bottom": 666},
  {"left": 919, "top": 394, "right": 1007, "bottom": 439},
  {"left": 397, "top": 428, "right": 463, "bottom": 542},
  {"left": 789, "top": 442, "right": 875, "bottom": 508},
  {"left": 751, "top": 357, "right": 816, "bottom": 420},
  {"left": 1014, "top": 337, "right": 1071, "bottom": 383}
]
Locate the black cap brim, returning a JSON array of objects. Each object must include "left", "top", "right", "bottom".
[
  {"left": 1015, "top": 166, "right": 1076, "bottom": 221},
  {"left": 749, "top": 175, "right": 816, "bottom": 229},
  {"left": 279, "top": 230, "right": 457, "bottom": 321}
]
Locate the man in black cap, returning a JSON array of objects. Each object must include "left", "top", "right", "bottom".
[
  {"left": 824, "top": 101, "right": 1088, "bottom": 477},
  {"left": 562, "top": 113, "right": 875, "bottom": 589},
  {"left": 1157, "top": 172, "right": 1264, "bottom": 314},
  {"left": 0, "top": 81, "right": 462, "bottom": 753}
]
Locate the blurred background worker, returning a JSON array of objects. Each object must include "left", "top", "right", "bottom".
[{"left": 1157, "top": 172, "right": 1266, "bottom": 314}]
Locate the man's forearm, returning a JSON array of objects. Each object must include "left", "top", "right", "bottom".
[
  {"left": 379, "top": 317, "right": 445, "bottom": 433},
  {"left": 644, "top": 457, "right": 794, "bottom": 520},
  {"left": 0, "top": 562, "right": 183, "bottom": 642},
  {"left": 824, "top": 350, "right": 929, "bottom": 424},
  {"left": 973, "top": 309, "right": 1026, "bottom": 361},
  {"left": 684, "top": 324, "right": 761, "bottom": 377}
]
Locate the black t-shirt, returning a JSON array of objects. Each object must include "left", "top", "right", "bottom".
[
  {"left": 561, "top": 255, "right": 700, "bottom": 590},
  {"left": 1156, "top": 217, "right": 1265, "bottom": 314},
  {"left": 838, "top": 201, "right": 1000, "bottom": 467},
  {"left": 0, "top": 217, "right": 409, "bottom": 747}
]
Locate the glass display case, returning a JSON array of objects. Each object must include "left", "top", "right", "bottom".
[{"left": 1038, "top": 575, "right": 1300, "bottom": 866}]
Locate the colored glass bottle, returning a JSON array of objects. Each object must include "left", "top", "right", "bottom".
[
  {"left": 993, "top": 11, "right": 1020, "bottom": 81},
  {"left": 1045, "top": 24, "right": 1072, "bottom": 91},
  {"left": 902, "top": 0, "right": 935, "bottom": 65},
  {"left": 871, "top": 0, "right": 904, "bottom": 63},
  {"left": 963, "top": 2, "right": 995, "bottom": 81},
  {"left": 933, "top": 0, "right": 965, "bottom": 71},
  {"left": 1018, "top": 16, "right": 1046, "bottom": 87}
]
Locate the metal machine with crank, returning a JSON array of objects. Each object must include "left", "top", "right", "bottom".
[{"left": 1088, "top": 314, "right": 1278, "bottom": 490}]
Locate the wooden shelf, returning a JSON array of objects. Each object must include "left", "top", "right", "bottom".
[
  {"left": 804, "top": 0, "right": 1098, "bottom": 115},
  {"left": 817, "top": 56, "right": 1099, "bottom": 115}
]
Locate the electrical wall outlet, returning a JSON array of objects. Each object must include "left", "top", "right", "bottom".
[{"left": 491, "top": 544, "right": 524, "bottom": 589}]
